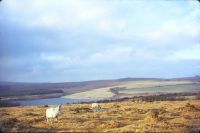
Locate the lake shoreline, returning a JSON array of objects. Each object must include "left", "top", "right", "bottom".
[
  {"left": 1, "top": 82, "right": 200, "bottom": 107},
  {"left": 1, "top": 91, "right": 200, "bottom": 107}
]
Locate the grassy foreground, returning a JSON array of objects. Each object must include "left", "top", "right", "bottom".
[{"left": 0, "top": 99, "right": 200, "bottom": 132}]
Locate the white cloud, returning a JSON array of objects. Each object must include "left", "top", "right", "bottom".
[
  {"left": 147, "top": 20, "right": 200, "bottom": 42},
  {"left": 88, "top": 47, "right": 133, "bottom": 63},
  {"left": 87, "top": 46, "right": 160, "bottom": 64},
  {"left": 2, "top": 0, "right": 108, "bottom": 29},
  {"left": 146, "top": 1, "right": 200, "bottom": 44},
  {"left": 98, "top": 19, "right": 128, "bottom": 38},
  {"left": 166, "top": 44, "right": 200, "bottom": 61},
  {"left": 191, "top": 8, "right": 200, "bottom": 19},
  {"left": 39, "top": 53, "right": 80, "bottom": 68},
  {"left": 40, "top": 53, "right": 66, "bottom": 62},
  {"left": 1, "top": 0, "right": 200, "bottom": 82},
  {"left": 3, "top": 0, "right": 199, "bottom": 40}
]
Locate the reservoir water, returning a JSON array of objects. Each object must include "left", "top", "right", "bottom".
[
  {"left": 19, "top": 98, "right": 98, "bottom": 106},
  {"left": 0, "top": 98, "right": 98, "bottom": 107}
]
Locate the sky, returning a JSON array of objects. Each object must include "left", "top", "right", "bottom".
[{"left": 0, "top": 0, "right": 200, "bottom": 82}]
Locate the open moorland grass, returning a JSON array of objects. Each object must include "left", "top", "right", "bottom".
[{"left": 0, "top": 99, "right": 200, "bottom": 132}]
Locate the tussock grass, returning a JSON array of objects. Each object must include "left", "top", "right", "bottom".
[{"left": 0, "top": 100, "right": 200, "bottom": 132}]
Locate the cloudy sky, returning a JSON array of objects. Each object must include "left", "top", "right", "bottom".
[{"left": 0, "top": 0, "right": 200, "bottom": 82}]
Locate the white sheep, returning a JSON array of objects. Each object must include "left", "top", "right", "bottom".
[
  {"left": 46, "top": 105, "right": 61, "bottom": 122},
  {"left": 91, "top": 103, "right": 101, "bottom": 111}
]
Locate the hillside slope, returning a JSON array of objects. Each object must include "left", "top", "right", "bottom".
[
  {"left": 0, "top": 76, "right": 199, "bottom": 101},
  {"left": 0, "top": 99, "right": 200, "bottom": 132}
]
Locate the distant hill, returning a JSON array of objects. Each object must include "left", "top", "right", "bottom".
[
  {"left": 170, "top": 76, "right": 200, "bottom": 82},
  {"left": 0, "top": 76, "right": 199, "bottom": 100}
]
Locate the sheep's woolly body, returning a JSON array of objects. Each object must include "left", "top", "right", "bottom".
[
  {"left": 91, "top": 103, "right": 101, "bottom": 110},
  {"left": 46, "top": 105, "right": 60, "bottom": 122}
]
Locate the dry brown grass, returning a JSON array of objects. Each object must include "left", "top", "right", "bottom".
[{"left": 0, "top": 100, "right": 200, "bottom": 132}]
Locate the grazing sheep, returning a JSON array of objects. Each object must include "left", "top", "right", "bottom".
[
  {"left": 91, "top": 103, "right": 101, "bottom": 111},
  {"left": 46, "top": 105, "right": 61, "bottom": 122}
]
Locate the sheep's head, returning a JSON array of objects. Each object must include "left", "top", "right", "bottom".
[{"left": 58, "top": 105, "right": 62, "bottom": 113}]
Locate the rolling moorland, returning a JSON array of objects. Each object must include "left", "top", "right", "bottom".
[
  {"left": 0, "top": 76, "right": 200, "bottom": 102},
  {"left": 0, "top": 76, "right": 200, "bottom": 132},
  {"left": 0, "top": 99, "right": 200, "bottom": 132}
]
